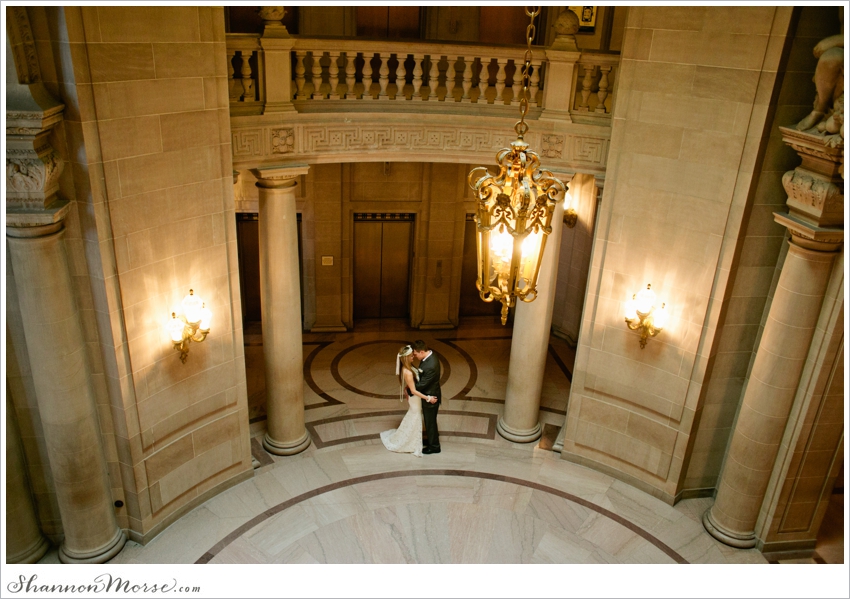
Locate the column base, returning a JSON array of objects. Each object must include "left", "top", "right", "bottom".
[
  {"left": 263, "top": 429, "right": 311, "bottom": 456},
  {"left": 59, "top": 528, "right": 126, "bottom": 564},
  {"left": 496, "top": 418, "right": 541, "bottom": 443},
  {"left": 702, "top": 509, "right": 757, "bottom": 549},
  {"left": 8, "top": 535, "right": 50, "bottom": 564}
]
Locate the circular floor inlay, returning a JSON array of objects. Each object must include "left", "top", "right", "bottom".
[{"left": 197, "top": 470, "right": 687, "bottom": 564}]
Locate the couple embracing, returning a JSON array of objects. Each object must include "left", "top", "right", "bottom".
[{"left": 380, "top": 340, "right": 441, "bottom": 457}]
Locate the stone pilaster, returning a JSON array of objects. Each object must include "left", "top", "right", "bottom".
[
  {"left": 258, "top": 7, "right": 296, "bottom": 113},
  {"left": 5, "top": 392, "right": 50, "bottom": 564},
  {"left": 499, "top": 199, "right": 566, "bottom": 442},
  {"left": 542, "top": 10, "right": 581, "bottom": 122},
  {"left": 250, "top": 164, "right": 312, "bottom": 455},
  {"left": 704, "top": 128, "right": 843, "bottom": 548}
]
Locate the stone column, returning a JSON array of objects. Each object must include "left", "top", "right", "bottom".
[
  {"left": 6, "top": 26, "right": 125, "bottom": 563},
  {"left": 6, "top": 391, "right": 50, "bottom": 564},
  {"left": 704, "top": 128, "right": 843, "bottom": 548},
  {"left": 251, "top": 164, "right": 312, "bottom": 455},
  {"left": 498, "top": 199, "right": 566, "bottom": 442},
  {"left": 7, "top": 223, "right": 127, "bottom": 563}
]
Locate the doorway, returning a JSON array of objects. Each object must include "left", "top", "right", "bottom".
[
  {"left": 353, "top": 213, "right": 414, "bottom": 319},
  {"left": 236, "top": 212, "right": 304, "bottom": 328},
  {"left": 459, "top": 214, "right": 503, "bottom": 318}
]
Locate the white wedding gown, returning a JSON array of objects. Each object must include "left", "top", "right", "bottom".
[{"left": 380, "top": 395, "right": 424, "bottom": 457}]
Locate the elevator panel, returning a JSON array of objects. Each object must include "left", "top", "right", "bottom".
[{"left": 353, "top": 213, "right": 414, "bottom": 319}]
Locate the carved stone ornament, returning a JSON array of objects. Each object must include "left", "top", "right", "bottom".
[
  {"left": 257, "top": 7, "right": 286, "bottom": 23},
  {"left": 7, "top": 7, "right": 40, "bottom": 84},
  {"left": 271, "top": 128, "right": 295, "bottom": 154}
]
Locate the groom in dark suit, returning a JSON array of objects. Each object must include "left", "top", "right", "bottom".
[{"left": 412, "top": 339, "right": 441, "bottom": 454}]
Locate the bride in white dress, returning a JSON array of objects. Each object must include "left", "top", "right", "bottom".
[{"left": 380, "top": 345, "right": 433, "bottom": 457}]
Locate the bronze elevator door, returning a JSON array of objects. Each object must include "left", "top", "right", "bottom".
[
  {"left": 459, "top": 215, "right": 502, "bottom": 317},
  {"left": 236, "top": 213, "right": 303, "bottom": 326},
  {"left": 353, "top": 215, "right": 413, "bottom": 319}
]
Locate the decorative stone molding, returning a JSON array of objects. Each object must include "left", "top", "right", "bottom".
[
  {"left": 773, "top": 212, "right": 844, "bottom": 252},
  {"left": 232, "top": 122, "right": 610, "bottom": 173},
  {"left": 6, "top": 7, "right": 40, "bottom": 84}
]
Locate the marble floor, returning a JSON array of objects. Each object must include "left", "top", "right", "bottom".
[{"left": 37, "top": 317, "right": 844, "bottom": 577}]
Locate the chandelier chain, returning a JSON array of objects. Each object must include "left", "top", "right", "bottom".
[{"left": 516, "top": 6, "right": 539, "bottom": 138}]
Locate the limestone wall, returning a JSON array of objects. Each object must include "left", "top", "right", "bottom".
[
  {"left": 561, "top": 6, "right": 798, "bottom": 503},
  {"left": 682, "top": 6, "right": 843, "bottom": 495},
  {"left": 15, "top": 6, "right": 252, "bottom": 542}
]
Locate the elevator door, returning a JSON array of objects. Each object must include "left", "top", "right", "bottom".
[
  {"left": 353, "top": 214, "right": 414, "bottom": 319},
  {"left": 459, "top": 214, "right": 502, "bottom": 317},
  {"left": 236, "top": 213, "right": 303, "bottom": 326}
]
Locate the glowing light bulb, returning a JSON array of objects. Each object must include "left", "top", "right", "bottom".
[
  {"left": 653, "top": 303, "right": 668, "bottom": 330},
  {"left": 182, "top": 289, "right": 203, "bottom": 324},
  {"left": 563, "top": 191, "right": 573, "bottom": 211},
  {"left": 521, "top": 231, "right": 541, "bottom": 260},
  {"left": 624, "top": 294, "right": 637, "bottom": 321},
  {"left": 199, "top": 303, "right": 212, "bottom": 331},
  {"left": 490, "top": 229, "right": 514, "bottom": 264},
  {"left": 167, "top": 313, "right": 185, "bottom": 343},
  {"left": 635, "top": 284, "right": 656, "bottom": 315}
]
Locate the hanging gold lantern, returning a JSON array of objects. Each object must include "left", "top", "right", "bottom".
[{"left": 467, "top": 7, "right": 567, "bottom": 325}]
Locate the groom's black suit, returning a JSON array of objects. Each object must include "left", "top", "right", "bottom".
[{"left": 415, "top": 352, "right": 441, "bottom": 451}]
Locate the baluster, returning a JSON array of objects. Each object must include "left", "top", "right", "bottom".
[
  {"left": 240, "top": 50, "right": 256, "bottom": 102},
  {"left": 460, "top": 56, "right": 473, "bottom": 103},
  {"left": 344, "top": 52, "right": 357, "bottom": 100},
  {"left": 577, "top": 64, "right": 595, "bottom": 111},
  {"left": 427, "top": 55, "right": 439, "bottom": 101},
  {"left": 494, "top": 58, "right": 507, "bottom": 105},
  {"left": 294, "top": 50, "right": 307, "bottom": 100},
  {"left": 529, "top": 59, "right": 542, "bottom": 107},
  {"left": 510, "top": 60, "right": 521, "bottom": 105},
  {"left": 411, "top": 53, "right": 424, "bottom": 100},
  {"left": 327, "top": 51, "right": 341, "bottom": 100},
  {"left": 446, "top": 57, "right": 457, "bottom": 102},
  {"left": 228, "top": 50, "right": 240, "bottom": 101},
  {"left": 311, "top": 51, "right": 324, "bottom": 100},
  {"left": 377, "top": 52, "right": 390, "bottom": 100},
  {"left": 362, "top": 52, "right": 374, "bottom": 99},
  {"left": 595, "top": 66, "right": 612, "bottom": 113},
  {"left": 476, "top": 58, "right": 490, "bottom": 104},
  {"left": 396, "top": 53, "right": 408, "bottom": 100}
]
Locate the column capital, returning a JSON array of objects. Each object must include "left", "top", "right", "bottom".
[
  {"left": 779, "top": 126, "right": 843, "bottom": 228},
  {"left": 250, "top": 163, "right": 310, "bottom": 189},
  {"left": 774, "top": 211, "right": 843, "bottom": 253}
]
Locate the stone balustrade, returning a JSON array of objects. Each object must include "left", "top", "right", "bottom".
[{"left": 226, "top": 34, "right": 617, "bottom": 123}]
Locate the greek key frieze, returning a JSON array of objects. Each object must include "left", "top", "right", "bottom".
[{"left": 232, "top": 128, "right": 264, "bottom": 158}]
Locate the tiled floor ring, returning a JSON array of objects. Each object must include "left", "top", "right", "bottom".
[{"left": 196, "top": 468, "right": 687, "bottom": 564}]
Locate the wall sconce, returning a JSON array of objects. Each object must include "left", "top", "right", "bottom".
[
  {"left": 624, "top": 284, "right": 667, "bottom": 349},
  {"left": 563, "top": 190, "right": 577, "bottom": 228},
  {"left": 167, "top": 289, "right": 212, "bottom": 363}
]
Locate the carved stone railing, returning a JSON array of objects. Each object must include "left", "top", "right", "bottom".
[
  {"left": 226, "top": 34, "right": 617, "bottom": 124},
  {"left": 228, "top": 32, "right": 619, "bottom": 175}
]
